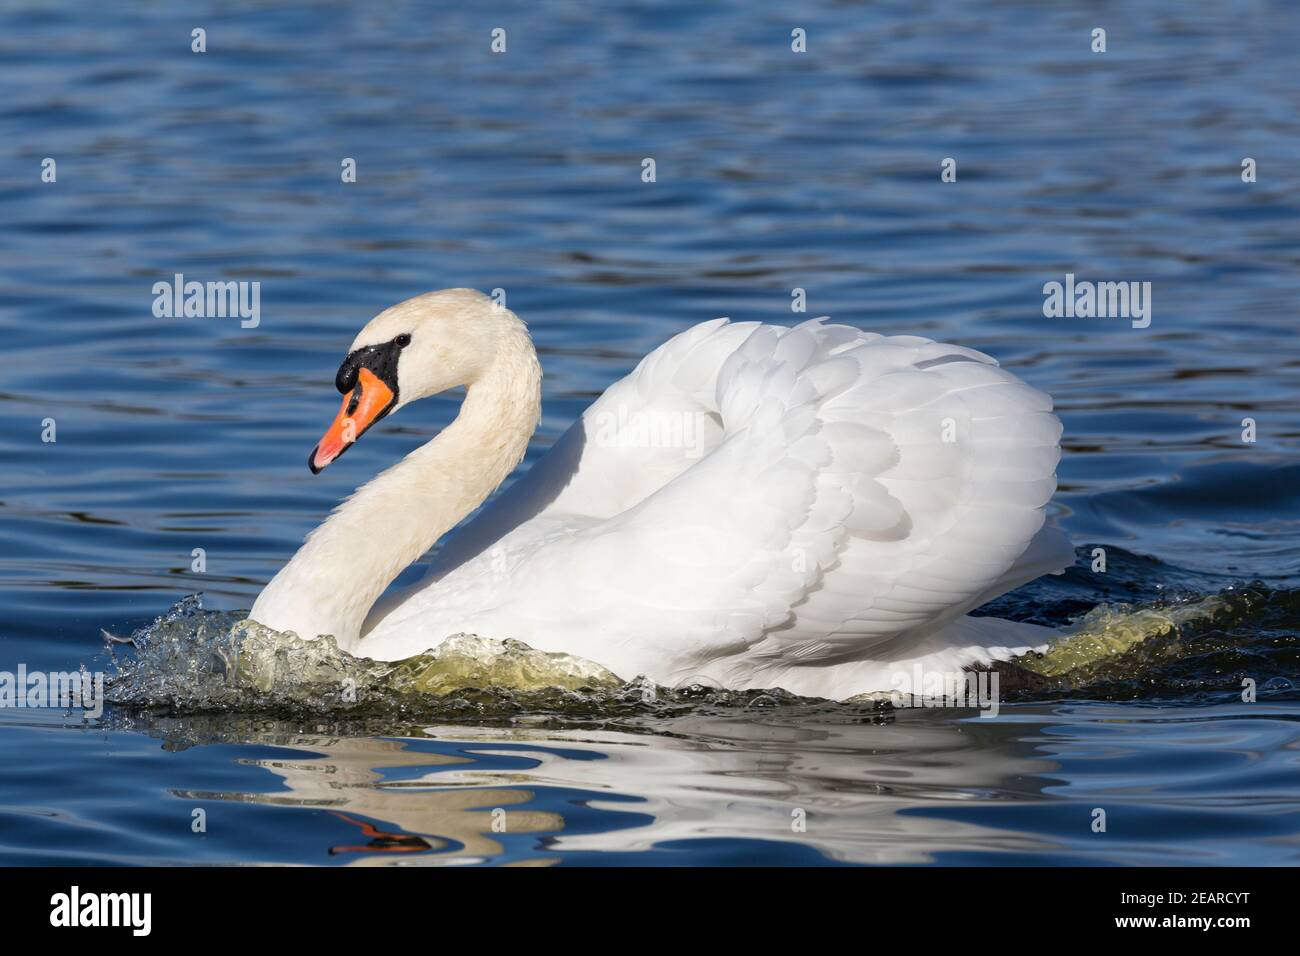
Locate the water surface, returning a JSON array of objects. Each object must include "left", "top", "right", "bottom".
[{"left": 0, "top": 0, "right": 1297, "bottom": 865}]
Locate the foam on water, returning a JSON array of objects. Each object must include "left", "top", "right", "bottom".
[
  {"left": 103, "top": 585, "right": 1297, "bottom": 722},
  {"left": 1018, "top": 593, "right": 1234, "bottom": 677},
  {"left": 105, "top": 594, "right": 628, "bottom": 717}
]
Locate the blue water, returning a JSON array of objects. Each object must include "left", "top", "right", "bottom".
[{"left": 1, "top": 0, "right": 1298, "bottom": 865}]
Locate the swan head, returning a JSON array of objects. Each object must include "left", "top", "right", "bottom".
[{"left": 309, "top": 288, "right": 515, "bottom": 472}]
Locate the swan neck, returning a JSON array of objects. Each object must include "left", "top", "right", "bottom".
[{"left": 250, "top": 336, "right": 541, "bottom": 649}]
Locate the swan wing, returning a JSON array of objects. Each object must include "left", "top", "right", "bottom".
[{"left": 367, "top": 317, "right": 1071, "bottom": 693}]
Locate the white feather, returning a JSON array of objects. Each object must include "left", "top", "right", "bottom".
[{"left": 339, "top": 304, "right": 1074, "bottom": 698}]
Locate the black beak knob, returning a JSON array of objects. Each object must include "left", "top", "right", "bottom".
[{"left": 335, "top": 357, "right": 359, "bottom": 394}]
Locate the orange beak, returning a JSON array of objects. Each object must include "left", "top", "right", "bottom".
[{"left": 309, "top": 367, "right": 396, "bottom": 473}]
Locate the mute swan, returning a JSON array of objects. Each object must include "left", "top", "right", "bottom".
[{"left": 250, "top": 288, "right": 1073, "bottom": 699}]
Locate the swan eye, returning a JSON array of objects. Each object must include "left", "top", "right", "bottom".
[{"left": 395, "top": 333, "right": 412, "bottom": 347}]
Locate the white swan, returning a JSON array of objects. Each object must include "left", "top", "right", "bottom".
[{"left": 250, "top": 288, "right": 1073, "bottom": 699}]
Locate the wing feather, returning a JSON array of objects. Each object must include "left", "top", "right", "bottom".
[
  {"left": 371, "top": 316, "right": 1070, "bottom": 692},
  {"left": 535, "top": 317, "right": 1068, "bottom": 681}
]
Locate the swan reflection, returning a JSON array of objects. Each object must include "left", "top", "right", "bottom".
[{"left": 163, "top": 707, "right": 1062, "bottom": 865}]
